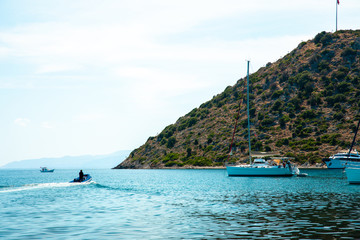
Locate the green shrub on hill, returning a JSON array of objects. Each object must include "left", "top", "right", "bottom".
[
  {"left": 342, "top": 47, "right": 357, "bottom": 62},
  {"left": 161, "top": 152, "right": 180, "bottom": 163},
  {"left": 300, "top": 109, "right": 318, "bottom": 120},
  {"left": 166, "top": 137, "right": 176, "bottom": 148}
]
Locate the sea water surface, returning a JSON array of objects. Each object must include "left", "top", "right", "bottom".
[{"left": 0, "top": 169, "right": 360, "bottom": 239}]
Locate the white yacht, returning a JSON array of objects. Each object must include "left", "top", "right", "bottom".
[
  {"left": 323, "top": 150, "right": 360, "bottom": 169},
  {"left": 225, "top": 61, "right": 300, "bottom": 177},
  {"left": 324, "top": 113, "right": 360, "bottom": 169}
]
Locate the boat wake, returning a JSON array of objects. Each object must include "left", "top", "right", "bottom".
[
  {"left": 88, "top": 182, "right": 140, "bottom": 193},
  {"left": 0, "top": 181, "right": 93, "bottom": 193},
  {"left": 90, "top": 182, "right": 120, "bottom": 191}
]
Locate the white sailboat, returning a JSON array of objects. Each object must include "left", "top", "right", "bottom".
[{"left": 226, "top": 61, "right": 300, "bottom": 177}]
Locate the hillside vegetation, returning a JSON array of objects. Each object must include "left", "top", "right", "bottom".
[{"left": 115, "top": 30, "right": 360, "bottom": 169}]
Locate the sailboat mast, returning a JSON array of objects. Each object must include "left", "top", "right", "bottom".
[{"left": 246, "top": 60, "right": 251, "bottom": 164}]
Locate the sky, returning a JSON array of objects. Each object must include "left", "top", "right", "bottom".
[{"left": 0, "top": 0, "right": 359, "bottom": 166}]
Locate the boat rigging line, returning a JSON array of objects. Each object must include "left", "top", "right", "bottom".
[{"left": 348, "top": 114, "right": 360, "bottom": 156}]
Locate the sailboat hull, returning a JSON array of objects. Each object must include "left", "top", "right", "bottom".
[{"left": 226, "top": 166, "right": 294, "bottom": 177}]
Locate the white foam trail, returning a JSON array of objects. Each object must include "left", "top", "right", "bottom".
[{"left": 0, "top": 181, "right": 92, "bottom": 193}]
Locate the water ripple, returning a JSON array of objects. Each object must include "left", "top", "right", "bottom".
[{"left": 1, "top": 169, "right": 360, "bottom": 239}]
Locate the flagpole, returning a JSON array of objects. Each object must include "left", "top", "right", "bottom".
[{"left": 336, "top": 0, "right": 338, "bottom": 31}]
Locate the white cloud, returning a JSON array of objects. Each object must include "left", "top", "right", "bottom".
[
  {"left": 0, "top": 0, "right": 358, "bottom": 84},
  {"left": 14, "top": 118, "right": 30, "bottom": 127},
  {"left": 0, "top": 1, "right": 315, "bottom": 64}
]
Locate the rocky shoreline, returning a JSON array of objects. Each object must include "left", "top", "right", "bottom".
[{"left": 113, "top": 164, "right": 327, "bottom": 170}]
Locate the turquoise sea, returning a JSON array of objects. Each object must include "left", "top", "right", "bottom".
[{"left": 1, "top": 169, "right": 360, "bottom": 239}]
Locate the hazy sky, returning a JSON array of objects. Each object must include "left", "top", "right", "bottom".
[{"left": 0, "top": 0, "right": 359, "bottom": 166}]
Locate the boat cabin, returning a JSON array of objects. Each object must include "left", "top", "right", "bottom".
[{"left": 252, "top": 158, "right": 267, "bottom": 166}]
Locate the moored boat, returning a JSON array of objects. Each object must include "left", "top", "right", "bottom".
[
  {"left": 225, "top": 61, "right": 301, "bottom": 177},
  {"left": 323, "top": 150, "right": 360, "bottom": 169},
  {"left": 227, "top": 158, "right": 299, "bottom": 177},
  {"left": 345, "top": 167, "right": 360, "bottom": 184},
  {"left": 324, "top": 115, "right": 360, "bottom": 169}
]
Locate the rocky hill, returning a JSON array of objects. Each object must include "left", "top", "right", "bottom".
[{"left": 114, "top": 30, "right": 360, "bottom": 169}]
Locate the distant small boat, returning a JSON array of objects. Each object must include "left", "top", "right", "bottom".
[
  {"left": 70, "top": 174, "right": 92, "bottom": 183},
  {"left": 345, "top": 168, "right": 360, "bottom": 184},
  {"left": 40, "top": 167, "right": 54, "bottom": 172}
]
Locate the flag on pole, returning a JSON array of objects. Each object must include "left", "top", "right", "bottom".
[{"left": 337, "top": 0, "right": 340, "bottom": 4}]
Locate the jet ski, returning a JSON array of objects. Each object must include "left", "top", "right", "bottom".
[{"left": 70, "top": 174, "right": 92, "bottom": 183}]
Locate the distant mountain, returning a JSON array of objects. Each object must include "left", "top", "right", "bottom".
[
  {"left": 115, "top": 30, "right": 360, "bottom": 169},
  {"left": 1, "top": 150, "right": 131, "bottom": 169}
]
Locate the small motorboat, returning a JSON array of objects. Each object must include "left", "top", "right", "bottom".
[
  {"left": 40, "top": 167, "right": 54, "bottom": 173},
  {"left": 70, "top": 174, "right": 92, "bottom": 183}
]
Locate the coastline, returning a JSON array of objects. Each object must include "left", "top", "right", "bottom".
[{"left": 114, "top": 165, "right": 327, "bottom": 170}]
